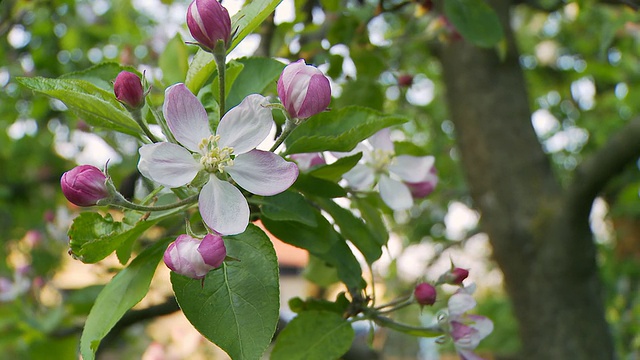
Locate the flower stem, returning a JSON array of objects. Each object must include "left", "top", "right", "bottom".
[
  {"left": 373, "top": 294, "right": 412, "bottom": 311},
  {"left": 270, "top": 117, "right": 297, "bottom": 152},
  {"left": 130, "top": 108, "right": 159, "bottom": 143},
  {"left": 109, "top": 193, "right": 199, "bottom": 212},
  {"left": 213, "top": 41, "right": 227, "bottom": 119},
  {"left": 361, "top": 308, "right": 443, "bottom": 337}
]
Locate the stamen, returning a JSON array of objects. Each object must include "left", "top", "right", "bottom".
[{"left": 198, "top": 135, "right": 234, "bottom": 174}]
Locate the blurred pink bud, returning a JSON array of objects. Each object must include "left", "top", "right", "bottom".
[
  {"left": 277, "top": 59, "right": 331, "bottom": 119},
  {"left": 163, "top": 233, "right": 226, "bottom": 279},
  {"left": 439, "top": 267, "right": 469, "bottom": 285},
  {"left": 290, "top": 153, "right": 325, "bottom": 171},
  {"left": 43, "top": 210, "right": 55, "bottom": 223},
  {"left": 414, "top": 282, "right": 437, "bottom": 306},
  {"left": 397, "top": 74, "right": 414, "bottom": 88},
  {"left": 114, "top": 71, "right": 145, "bottom": 109},
  {"left": 24, "top": 230, "right": 43, "bottom": 248},
  {"left": 187, "top": 0, "right": 231, "bottom": 52},
  {"left": 60, "top": 165, "right": 109, "bottom": 207}
]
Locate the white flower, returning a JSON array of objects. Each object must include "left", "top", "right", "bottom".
[
  {"left": 138, "top": 84, "right": 299, "bottom": 235},
  {"left": 446, "top": 285, "right": 494, "bottom": 360},
  {"left": 340, "top": 128, "right": 437, "bottom": 210}
]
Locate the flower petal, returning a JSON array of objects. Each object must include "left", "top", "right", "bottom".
[
  {"left": 342, "top": 164, "right": 375, "bottom": 190},
  {"left": 164, "top": 83, "right": 211, "bottom": 152},
  {"left": 448, "top": 292, "right": 477, "bottom": 318},
  {"left": 389, "top": 155, "right": 435, "bottom": 183},
  {"left": 217, "top": 94, "right": 273, "bottom": 155},
  {"left": 199, "top": 176, "right": 250, "bottom": 235},
  {"left": 227, "top": 150, "right": 299, "bottom": 196},
  {"left": 138, "top": 142, "right": 201, "bottom": 187},
  {"left": 469, "top": 315, "right": 494, "bottom": 340},
  {"left": 368, "top": 128, "right": 394, "bottom": 152},
  {"left": 379, "top": 174, "right": 413, "bottom": 210},
  {"left": 197, "top": 233, "right": 226, "bottom": 268}
]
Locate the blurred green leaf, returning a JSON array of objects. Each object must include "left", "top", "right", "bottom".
[
  {"left": 260, "top": 190, "right": 318, "bottom": 227},
  {"left": 293, "top": 173, "right": 347, "bottom": 198},
  {"left": 226, "top": 57, "right": 286, "bottom": 109},
  {"left": 308, "top": 152, "right": 362, "bottom": 182},
  {"left": 159, "top": 34, "right": 190, "bottom": 87},
  {"left": 444, "top": 0, "right": 504, "bottom": 48}
]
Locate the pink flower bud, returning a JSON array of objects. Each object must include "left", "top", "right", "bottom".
[
  {"left": 406, "top": 167, "right": 438, "bottom": 198},
  {"left": 414, "top": 282, "right": 437, "bottom": 306},
  {"left": 186, "top": 0, "right": 231, "bottom": 52},
  {"left": 290, "top": 153, "right": 325, "bottom": 171},
  {"left": 114, "top": 71, "right": 145, "bottom": 109},
  {"left": 60, "top": 165, "right": 109, "bottom": 207},
  {"left": 277, "top": 59, "right": 331, "bottom": 119},
  {"left": 439, "top": 267, "right": 469, "bottom": 285},
  {"left": 163, "top": 234, "right": 226, "bottom": 279}
]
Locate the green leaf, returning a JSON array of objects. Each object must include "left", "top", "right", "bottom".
[
  {"left": 68, "top": 212, "right": 156, "bottom": 264},
  {"left": 60, "top": 62, "right": 137, "bottom": 90},
  {"left": 353, "top": 196, "right": 388, "bottom": 246},
  {"left": 159, "top": 34, "right": 190, "bottom": 87},
  {"left": 260, "top": 190, "right": 317, "bottom": 227},
  {"left": 226, "top": 57, "right": 286, "bottom": 109},
  {"left": 444, "top": 0, "right": 504, "bottom": 48},
  {"left": 308, "top": 152, "right": 362, "bottom": 182},
  {"left": 262, "top": 213, "right": 365, "bottom": 290},
  {"left": 314, "top": 198, "right": 384, "bottom": 264},
  {"left": 16, "top": 77, "right": 141, "bottom": 137},
  {"left": 79, "top": 239, "right": 168, "bottom": 360},
  {"left": 284, "top": 106, "right": 408, "bottom": 155},
  {"left": 302, "top": 255, "right": 340, "bottom": 287},
  {"left": 335, "top": 77, "right": 385, "bottom": 111},
  {"left": 171, "top": 224, "right": 279, "bottom": 360},
  {"left": 293, "top": 173, "right": 347, "bottom": 198},
  {"left": 185, "top": 0, "right": 282, "bottom": 94},
  {"left": 271, "top": 311, "right": 354, "bottom": 360},
  {"left": 229, "top": 0, "right": 283, "bottom": 53},
  {"left": 288, "top": 292, "right": 350, "bottom": 314}
]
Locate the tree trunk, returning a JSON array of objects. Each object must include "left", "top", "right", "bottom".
[{"left": 437, "top": 0, "right": 615, "bottom": 358}]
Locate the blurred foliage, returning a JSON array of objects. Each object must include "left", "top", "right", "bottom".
[{"left": 1, "top": 0, "right": 640, "bottom": 358}]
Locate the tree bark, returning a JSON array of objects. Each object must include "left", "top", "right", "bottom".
[{"left": 437, "top": 0, "right": 616, "bottom": 358}]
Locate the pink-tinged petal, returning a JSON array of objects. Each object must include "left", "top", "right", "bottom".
[
  {"left": 369, "top": 128, "right": 394, "bottom": 152},
  {"left": 448, "top": 292, "right": 477, "bottom": 318},
  {"left": 289, "top": 153, "right": 325, "bottom": 171},
  {"left": 227, "top": 150, "right": 299, "bottom": 196},
  {"left": 197, "top": 233, "right": 226, "bottom": 268},
  {"left": 379, "top": 174, "right": 413, "bottom": 210},
  {"left": 389, "top": 155, "right": 435, "bottom": 183},
  {"left": 199, "top": 176, "right": 249, "bottom": 235},
  {"left": 451, "top": 321, "right": 476, "bottom": 343},
  {"left": 457, "top": 349, "right": 487, "bottom": 360},
  {"left": 163, "top": 84, "right": 211, "bottom": 152},
  {"left": 138, "top": 143, "right": 201, "bottom": 187},
  {"left": 469, "top": 315, "right": 494, "bottom": 340},
  {"left": 217, "top": 94, "right": 273, "bottom": 155},
  {"left": 343, "top": 164, "right": 375, "bottom": 190},
  {"left": 164, "top": 234, "right": 213, "bottom": 279},
  {"left": 332, "top": 143, "right": 369, "bottom": 160},
  {"left": 406, "top": 167, "right": 438, "bottom": 198},
  {"left": 296, "top": 72, "right": 331, "bottom": 119}
]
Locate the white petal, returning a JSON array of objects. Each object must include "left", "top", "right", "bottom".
[
  {"left": 217, "top": 94, "right": 273, "bottom": 155},
  {"left": 342, "top": 164, "right": 375, "bottom": 190},
  {"left": 469, "top": 315, "right": 494, "bottom": 340},
  {"left": 379, "top": 174, "right": 413, "bottom": 210},
  {"left": 227, "top": 150, "right": 299, "bottom": 196},
  {"left": 163, "top": 83, "right": 211, "bottom": 152},
  {"left": 448, "top": 292, "right": 477, "bottom": 318},
  {"left": 138, "top": 143, "right": 201, "bottom": 187},
  {"left": 368, "top": 128, "right": 394, "bottom": 152},
  {"left": 199, "top": 176, "right": 249, "bottom": 235},
  {"left": 389, "top": 155, "right": 435, "bottom": 183}
]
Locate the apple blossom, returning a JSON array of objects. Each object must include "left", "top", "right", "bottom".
[
  {"left": 438, "top": 267, "right": 470, "bottom": 286},
  {"left": 186, "top": 0, "right": 231, "bottom": 52},
  {"left": 414, "top": 282, "right": 437, "bottom": 306},
  {"left": 164, "top": 233, "right": 226, "bottom": 279},
  {"left": 444, "top": 285, "right": 494, "bottom": 359},
  {"left": 340, "top": 128, "right": 437, "bottom": 210},
  {"left": 60, "top": 165, "right": 109, "bottom": 207},
  {"left": 277, "top": 59, "right": 331, "bottom": 120},
  {"left": 138, "top": 83, "right": 298, "bottom": 235}
]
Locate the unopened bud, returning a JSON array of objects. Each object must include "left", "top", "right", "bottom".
[
  {"left": 163, "top": 234, "right": 226, "bottom": 279},
  {"left": 114, "top": 71, "right": 145, "bottom": 109},
  {"left": 414, "top": 282, "right": 437, "bottom": 306},
  {"left": 277, "top": 59, "right": 331, "bottom": 120},
  {"left": 290, "top": 153, "right": 325, "bottom": 171},
  {"left": 397, "top": 74, "right": 414, "bottom": 88},
  {"left": 439, "top": 267, "right": 469, "bottom": 285},
  {"left": 186, "top": 0, "right": 232, "bottom": 52},
  {"left": 60, "top": 165, "right": 109, "bottom": 207},
  {"left": 406, "top": 164, "right": 438, "bottom": 198}
]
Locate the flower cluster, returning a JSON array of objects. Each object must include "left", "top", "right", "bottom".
[
  {"left": 138, "top": 84, "right": 298, "bottom": 235},
  {"left": 340, "top": 128, "right": 438, "bottom": 210},
  {"left": 444, "top": 285, "right": 494, "bottom": 360}
]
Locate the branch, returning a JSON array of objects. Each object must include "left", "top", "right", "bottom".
[{"left": 569, "top": 117, "right": 640, "bottom": 211}]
